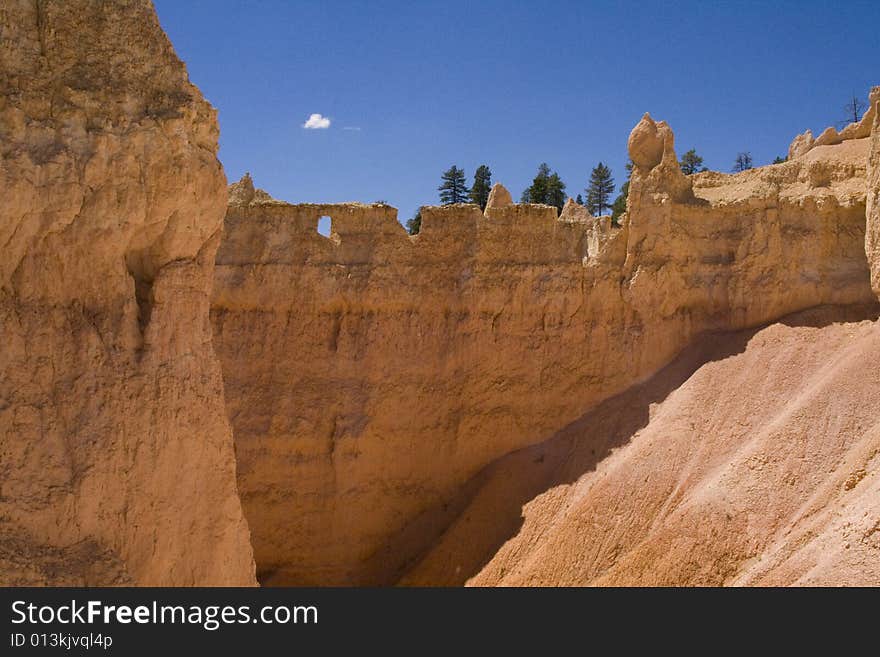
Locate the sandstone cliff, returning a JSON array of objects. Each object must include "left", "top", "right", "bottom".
[
  {"left": 212, "top": 119, "right": 875, "bottom": 584},
  {"left": 3, "top": 1, "right": 876, "bottom": 587},
  {"left": 403, "top": 305, "right": 880, "bottom": 586},
  {"left": 865, "top": 87, "right": 880, "bottom": 297},
  {"left": 0, "top": 0, "right": 254, "bottom": 584}
]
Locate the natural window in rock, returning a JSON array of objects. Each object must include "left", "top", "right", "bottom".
[{"left": 317, "top": 215, "right": 332, "bottom": 238}]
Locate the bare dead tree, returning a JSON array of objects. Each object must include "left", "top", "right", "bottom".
[{"left": 838, "top": 92, "right": 866, "bottom": 128}]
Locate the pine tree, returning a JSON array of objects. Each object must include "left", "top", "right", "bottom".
[
  {"left": 438, "top": 165, "right": 470, "bottom": 204},
  {"left": 523, "top": 163, "right": 552, "bottom": 204},
  {"left": 679, "top": 149, "right": 706, "bottom": 175},
  {"left": 575, "top": 194, "right": 584, "bottom": 206},
  {"left": 772, "top": 155, "right": 786, "bottom": 164},
  {"left": 732, "top": 152, "right": 753, "bottom": 172},
  {"left": 405, "top": 209, "right": 422, "bottom": 235},
  {"left": 469, "top": 165, "right": 492, "bottom": 210},
  {"left": 522, "top": 164, "right": 566, "bottom": 213},
  {"left": 586, "top": 162, "right": 615, "bottom": 216},
  {"left": 546, "top": 173, "right": 566, "bottom": 213},
  {"left": 611, "top": 181, "right": 628, "bottom": 224}
]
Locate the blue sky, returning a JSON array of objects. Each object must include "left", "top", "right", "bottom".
[{"left": 154, "top": 0, "right": 878, "bottom": 223}]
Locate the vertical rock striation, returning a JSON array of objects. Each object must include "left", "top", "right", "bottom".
[
  {"left": 865, "top": 87, "right": 880, "bottom": 297},
  {"left": 0, "top": 0, "right": 254, "bottom": 585}
]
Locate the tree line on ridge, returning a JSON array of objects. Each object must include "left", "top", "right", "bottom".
[{"left": 403, "top": 93, "right": 870, "bottom": 235}]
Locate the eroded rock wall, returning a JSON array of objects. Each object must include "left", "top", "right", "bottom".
[
  {"left": 212, "top": 127, "right": 875, "bottom": 584},
  {"left": 404, "top": 306, "right": 880, "bottom": 586},
  {"left": 866, "top": 87, "right": 880, "bottom": 297},
  {"left": 0, "top": 0, "right": 254, "bottom": 585}
]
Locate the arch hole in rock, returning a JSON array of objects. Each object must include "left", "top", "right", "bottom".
[{"left": 317, "top": 215, "right": 332, "bottom": 238}]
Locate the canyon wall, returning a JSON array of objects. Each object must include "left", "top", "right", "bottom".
[
  {"left": 865, "top": 87, "right": 880, "bottom": 297},
  {"left": 1, "top": 0, "right": 874, "bottom": 589},
  {"left": 403, "top": 305, "right": 880, "bottom": 586},
  {"left": 212, "top": 121, "right": 875, "bottom": 584},
  {"left": 0, "top": 0, "right": 254, "bottom": 584}
]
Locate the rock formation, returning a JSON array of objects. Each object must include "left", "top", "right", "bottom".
[
  {"left": 0, "top": 0, "right": 254, "bottom": 584},
  {"left": 213, "top": 113, "right": 875, "bottom": 584},
  {"left": 558, "top": 198, "right": 612, "bottom": 258},
  {"left": 558, "top": 197, "right": 589, "bottom": 222},
  {"left": 788, "top": 87, "right": 878, "bottom": 161},
  {"left": 788, "top": 130, "right": 815, "bottom": 160},
  {"left": 865, "top": 87, "right": 880, "bottom": 297},
  {"left": 2, "top": 0, "right": 877, "bottom": 588},
  {"left": 403, "top": 305, "right": 880, "bottom": 586},
  {"left": 485, "top": 183, "right": 513, "bottom": 210}
]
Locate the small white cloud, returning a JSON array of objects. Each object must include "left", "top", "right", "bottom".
[
  {"left": 303, "top": 113, "right": 331, "bottom": 129},
  {"left": 343, "top": 126, "right": 361, "bottom": 131}
]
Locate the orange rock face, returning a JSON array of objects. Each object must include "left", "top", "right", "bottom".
[
  {"left": 3, "top": 1, "right": 878, "bottom": 588},
  {"left": 212, "top": 127, "right": 875, "bottom": 585},
  {"left": 865, "top": 87, "right": 880, "bottom": 298},
  {"left": 0, "top": 0, "right": 254, "bottom": 585},
  {"left": 405, "top": 305, "right": 880, "bottom": 586}
]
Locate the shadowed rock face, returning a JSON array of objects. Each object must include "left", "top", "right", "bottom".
[
  {"left": 213, "top": 121, "right": 875, "bottom": 584},
  {"left": 0, "top": 0, "right": 254, "bottom": 585},
  {"left": 404, "top": 305, "right": 880, "bottom": 586}
]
